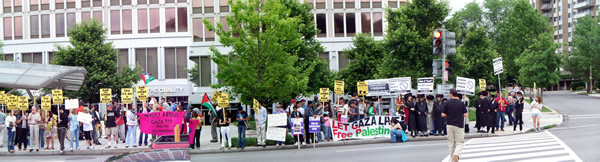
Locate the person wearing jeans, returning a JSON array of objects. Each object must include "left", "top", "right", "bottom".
[
  {"left": 236, "top": 109, "right": 248, "bottom": 149},
  {"left": 68, "top": 108, "right": 80, "bottom": 151},
  {"left": 495, "top": 93, "right": 507, "bottom": 131},
  {"left": 125, "top": 106, "right": 138, "bottom": 148},
  {"left": 506, "top": 92, "right": 516, "bottom": 126},
  {"left": 5, "top": 110, "right": 17, "bottom": 153},
  {"left": 390, "top": 118, "right": 406, "bottom": 142},
  {"left": 28, "top": 107, "right": 42, "bottom": 152},
  {"left": 0, "top": 110, "right": 6, "bottom": 148}
]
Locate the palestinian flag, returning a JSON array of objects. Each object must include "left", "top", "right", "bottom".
[
  {"left": 202, "top": 93, "right": 217, "bottom": 116},
  {"left": 139, "top": 73, "right": 155, "bottom": 85}
]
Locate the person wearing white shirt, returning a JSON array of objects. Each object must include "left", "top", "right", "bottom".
[
  {"left": 531, "top": 96, "right": 543, "bottom": 133},
  {"left": 255, "top": 105, "right": 268, "bottom": 147},
  {"left": 5, "top": 110, "right": 17, "bottom": 153},
  {"left": 125, "top": 105, "right": 138, "bottom": 148}
]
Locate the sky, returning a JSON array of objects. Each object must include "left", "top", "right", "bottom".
[{"left": 449, "top": 0, "right": 485, "bottom": 15}]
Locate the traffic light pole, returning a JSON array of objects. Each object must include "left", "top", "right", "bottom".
[{"left": 441, "top": 27, "right": 446, "bottom": 84}]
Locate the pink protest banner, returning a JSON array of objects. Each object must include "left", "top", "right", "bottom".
[
  {"left": 138, "top": 111, "right": 186, "bottom": 136},
  {"left": 188, "top": 119, "right": 199, "bottom": 144}
]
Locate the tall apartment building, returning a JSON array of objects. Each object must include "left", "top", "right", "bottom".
[
  {"left": 531, "top": 0, "right": 597, "bottom": 90},
  {"left": 1, "top": 0, "right": 406, "bottom": 105}
]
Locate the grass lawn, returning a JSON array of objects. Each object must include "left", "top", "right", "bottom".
[
  {"left": 469, "top": 108, "right": 476, "bottom": 121},
  {"left": 524, "top": 98, "right": 552, "bottom": 112}
]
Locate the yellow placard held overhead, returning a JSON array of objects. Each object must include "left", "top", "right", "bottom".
[
  {"left": 7, "top": 96, "right": 18, "bottom": 110},
  {"left": 320, "top": 88, "right": 329, "bottom": 101},
  {"left": 219, "top": 92, "right": 229, "bottom": 108},
  {"left": 41, "top": 96, "right": 52, "bottom": 111},
  {"left": 212, "top": 91, "right": 221, "bottom": 103},
  {"left": 52, "top": 89, "right": 63, "bottom": 104},
  {"left": 0, "top": 91, "right": 5, "bottom": 105},
  {"left": 100, "top": 88, "right": 112, "bottom": 104},
  {"left": 534, "top": 82, "right": 537, "bottom": 97},
  {"left": 136, "top": 86, "right": 148, "bottom": 102},
  {"left": 479, "top": 79, "right": 486, "bottom": 91},
  {"left": 121, "top": 88, "right": 134, "bottom": 104},
  {"left": 357, "top": 81, "right": 368, "bottom": 96},
  {"left": 18, "top": 96, "right": 29, "bottom": 111},
  {"left": 334, "top": 80, "right": 345, "bottom": 95},
  {"left": 253, "top": 98, "right": 260, "bottom": 113}
]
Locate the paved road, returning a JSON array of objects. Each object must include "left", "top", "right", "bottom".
[
  {"left": 542, "top": 91, "right": 600, "bottom": 161},
  {"left": 0, "top": 155, "right": 112, "bottom": 162}
]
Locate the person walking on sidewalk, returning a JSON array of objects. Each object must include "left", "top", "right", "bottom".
[
  {"left": 513, "top": 92, "right": 525, "bottom": 133},
  {"left": 531, "top": 96, "right": 543, "bottom": 133},
  {"left": 442, "top": 89, "right": 468, "bottom": 162},
  {"left": 495, "top": 92, "right": 507, "bottom": 131},
  {"left": 255, "top": 103, "right": 267, "bottom": 147},
  {"left": 236, "top": 108, "right": 248, "bottom": 149},
  {"left": 68, "top": 108, "right": 79, "bottom": 151},
  {"left": 28, "top": 107, "right": 42, "bottom": 152},
  {"left": 219, "top": 110, "right": 232, "bottom": 150},
  {"left": 57, "top": 108, "right": 68, "bottom": 153},
  {"left": 5, "top": 110, "right": 16, "bottom": 153},
  {"left": 105, "top": 103, "right": 120, "bottom": 148}
]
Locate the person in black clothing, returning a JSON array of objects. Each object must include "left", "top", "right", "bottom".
[
  {"left": 433, "top": 94, "right": 446, "bottom": 136},
  {"left": 415, "top": 95, "right": 428, "bottom": 137},
  {"left": 513, "top": 92, "right": 525, "bottom": 133},
  {"left": 90, "top": 105, "right": 101, "bottom": 145},
  {"left": 105, "top": 104, "right": 120, "bottom": 148},
  {"left": 15, "top": 110, "right": 28, "bottom": 151},
  {"left": 442, "top": 89, "right": 469, "bottom": 162},
  {"left": 57, "top": 108, "right": 69, "bottom": 153},
  {"left": 304, "top": 101, "right": 315, "bottom": 144},
  {"left": 290, "top": 105, "right": 304, "bottom": 146},
  {"left": 405, "top": 94, "right": 417, "bottom": 137},
  {"left": 475, "top": 92, "right": 490, "bottom": 133},
  {"left": 487, "top": 95, "right": 498, "bottom": 134}
]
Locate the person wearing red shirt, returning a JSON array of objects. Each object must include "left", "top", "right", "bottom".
[
  {"left": 495, "top": 91, "right": 508, "bottom": 131},
  {"left": 116, "top": 109, "right": 126, "bottom": 143}
]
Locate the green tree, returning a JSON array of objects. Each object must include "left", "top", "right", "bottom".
[
  {"left": 457, "top": 25, "right": 498, "bottom": 85},
  {"left": 206, "top": 0, "right": 310, "bottom": 106},
  {"left": 186, "top": 64, "right": 200, "bottom": 87},
  {"left": 339, "top": 34, "right": 384, "bottom": 94},
  {"left": 53, "top": 20, "right": 140, "bottom": 103},
  {"left": 446, "top": 1, "right": 483, "bottom": 45},
  {"left": 516, "top": 32, "right": 562, "bottom": 96},
  {"left": 566, "top": 16, "right": 600, "bottom": 93},
  {"left": 378, "top": 0, "right": 450, "bottom": 86}
]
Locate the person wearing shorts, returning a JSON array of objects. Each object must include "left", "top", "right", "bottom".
[
  {"left": 530, "top": 96, "right": 543, "bottom": 133},
  {"left": 104, "top": 103, "right": 120, "bottom": 148}
]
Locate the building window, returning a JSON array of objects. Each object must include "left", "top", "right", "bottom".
[
  {"left": 15, "top": 0, "right": 22, "bottom": 12},
  {"left": 346, "top": 13, "right": 356, "bottom": 37},
  {"left": 165, "top": 8, "right": 176, "bottom": 32},
  {"left": 316, "top": 14, "right": 326, "bottom": 37},
  {"left": 3, "top": 0, "right": 12, "bottom": 13},
  {"left": 118, "top": 49, "right": 129, "bottom": 70},
  {"left": 346, "top": 0, "right": 354, "bottom": 8},
  {"left": 135, "top": 48, "right": 159, "bottom": 77},
  {"left": 3, "top": 17, "right": 12, "bottom": 40},
  {"left": 93, "top": 0, "right": 102, "bottom": 7},
  {"left": 111, "top": 10, "right": 121, "bottom": 34},
  {"left": 568, "top": 13, "right": 570, "bottom": 18},
  {"left": 373, "top": 12, "right": 383, "bottom": 36},
  {"left": 138, "top": 9, "right": 148, "bottom": 33},
  {"left": 149, "top": 8, "right": 160, "bottom": 33},
  {"left": 82, "top": 0, "right": 91, "bottom": 7},
  {"left": 372, "top": 0, "right": 381, "bottom": 8},
  {"left": 56, "top": 13, "right": 65, "bottom": 37},
  {"left": 205, "top": 18, "right": 215, "bottom": 41},
  {"left": 164, "top": 47, "right": 188, "bottom": 79},
  {"left": 388, "top": 0, "right": 398, "bottom": 8},
  {"left": 66, "top": 0, "right": 75, "bottom": 8},
  {"left": 177, "top": 8, "right": 188, "bottom": 32},
  {"left": 192, "top": 0, "right": 202, "bottom": 13},
  {"left": 338, "top": 52, "right": 349, "bottom": 69},
  {"left": 315, "top": 0, "right": 325, "bottom": 9},
  {"left": 361, "top": 12, "right": 371, "bottom": 34},
  {"left": 48, "top": 52, "right": 55, "bottom": 64},
  {"left": 123, "top": 9, "right": 132, "bottom": 34},
  {"left": 2, "top": 54, "right": 14, "bottom": 61},
  {"left": 82, "top": 11, "right": 91, "bottom": 22},
  {"left": 334, "top": 13, "right": 344, "bottom": 37},
  {"left": 191, "top": 56, "right": 212, "bottom": 87},
  {"left": 14, "top": 16, "right": 22, "bottom": 40},
  {"left": 205, "top": 0, "right": 214, "bottom": 13},
  {"left": 334, "top": 0, "right": 343, "bottom": 9},
  {"left": 31, "top": 15, "right": 39, "bottom": 39},
  {"left": 220, "top": 17, "right": 229, "bottom": 32},
  {"left": 194, "top": 18, "right": 215, "bottom": 42},
  {"left": 22, "top": 53, "right": 43, "bottom": 64},
  {"left": 219, "top": 0, "right": 229, "bottom": 12},
  {"left": 67, "top": 12, "right": 75, "bottom": 35},
  {"left": 319, "top": 53, "right": 329, "bottom": 66},
  {"left": 41, "top": 14, "right": 50, "bottom": 38},
  {"left": 31, "top": 0, "right": 39, "bottom": 11},
  {"left": 93, "top": 11, "right": 103, "bottom": 23}
]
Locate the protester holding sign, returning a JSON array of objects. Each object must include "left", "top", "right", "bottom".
[
  {"left": 273, "top": 104, "right": 287, "bottom": 147},
  {"left": 219, "top": 110, "right": 232, "bottom": 150},
  {"left": 79, "top": 108, "right": 94, "bottom": 150},
  {"left": 190, "top": 110, "right": 203, "bottom": 149},
  {"left": 125, "top": 105, "right": 138, "bottom": 148},
  {"left": 15, "top": 110, "right": 28, "bottom": 151},
  {"left": 5, "top": 110, "right": 16, "bottom": 153},
  {"left": 68, "top": 108, "right": 79, "bottom": 151},
  {"left": 255, "top": 105, "right": 267, "bottom": 147},
  {"left": 28, "top": 107, "right": 42, "bottom": 152},
  {"left": 290, "top": 105, "right": 304, "bottom": 146},
  {"left": 104, "top": 103, "right": 120, "bottom": 149}
]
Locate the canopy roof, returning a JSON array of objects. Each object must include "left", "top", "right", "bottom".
[{"left": 0, "top": 61, "right": 87, "bottom": 91}]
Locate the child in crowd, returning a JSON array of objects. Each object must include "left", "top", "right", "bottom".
[
  {"left": 45, "top": 112, "right": 56, "bottom": 150},
  {"left": 322, "top": 112, "right": 332, "bottom": 142}
]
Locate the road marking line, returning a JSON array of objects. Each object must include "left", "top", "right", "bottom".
[
  {"left": 549, "top": 124, "right": 600, "bottom": 130},
  {"left": 463, "top": 140, "right": 559, "bottom": 151},
  {"left": 569, "top": 116, "right": 600, "bottom": 120},
  {"left": 462, "top": 145, "right": 566, "bottom": 158},
  {"left": 464, "top": 138, "right": 556, "bottom": 148},
  {"left": 567, "top": 114, "right": 600, "bottom": 117},
  {"left": 466, "top": 136, "right": 553, "bottom": 145},
  {"left": 545, "top": 130, "right": 583, "bottom": 162},
  {"left": 335, "top": 143, "right": 446, "bottom": 152},
  {"left": 459, "top": 150, "right": 569, "bottom": 162},
  {"left": 515, "top": 155, "right": 576, "bottom": 162}
]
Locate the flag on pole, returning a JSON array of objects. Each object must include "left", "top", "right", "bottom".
[
  {"left": 139, "top": 73, "right": 155, "bottom": 85},
  {"left": 202, "top": 93, "right": 217, "bottom": 116}
]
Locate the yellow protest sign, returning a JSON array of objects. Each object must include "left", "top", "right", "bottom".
[
  {"left": 334, "top": 80, "right": 345, "bottom": 95},
  {"left": 479, "top": 79, "right": 486, "bottom": 91},
  {"left": 136, "top": 86, "right": 148, "bottom": 101},
  {"left": 357, "top": 81, "right": 368, "bottom": 96},
  {"left": 253, "top": 98, "right": 260, "bottom": 113},
  {"left": 320, "top": 88, "right": 329, "bottom": 101},
  {"left": 100, "top": 88, "right": 112, "bottom": 104},
  {"left": 121, "top": 88, "right": 134, "bottom": 104},
  {"left": 212, "top": 91, "right": 221, "bottom": 103},
  {"left": 18, "top": 96, "right": 29, "bottom": 111},
  {"left": 52, "top": 89, "right": 63, "bottom": 104},
  {"left": 7, "top": 96, "right": 17, "bottom": 110},
  {"left": 41, "top": 96, "right": 52, "bottom": 111},
  {"left": 534, "top": 82, "right": 537, "bottom": 97},
  {"left": 0, "top": 91, "right": 5, "bottom": 105},
  {"left": 219, "top": 92, "right": 229, "bottom": 108}
]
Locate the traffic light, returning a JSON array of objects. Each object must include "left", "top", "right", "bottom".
[
  {"left": 433, "top": 30, "right": 443, "bottom": 55},
  {"left": 445, "top": 32, "right": 456, "bottom": 55},
  {"left": 445, "top": 61, "right": 452, "bottom": 77}
]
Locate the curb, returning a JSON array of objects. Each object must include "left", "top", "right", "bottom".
[{"left": 0, "top": 148, "right": 150, "bottom": 156}]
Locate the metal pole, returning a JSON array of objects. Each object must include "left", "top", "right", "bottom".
[
  {"left": 498, "top": 74, "right": 502, "bottom": 94},
  {"left": 441, "top": 27, "right": 446, "bottom": 84}
]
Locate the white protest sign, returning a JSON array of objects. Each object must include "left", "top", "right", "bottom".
[
  {"left": 456, "top": 76, "right": 475, "bottom": 95},
  {"left": 65, "top": 99, "right": 79, "bottom": 109},
  {"left": 365, "top": 79, "right": 390, "bottom": 96},
  {"left": 77, "top": 112, "right": 93, "bottom": 124},
  {"left": 417, "top": 77, "right": 434, "bottom": 94},
  {"left": 389, "top": 77, "right": 411, "bottom": 95},
  {"left": 266, "top": 127, "right": 287, "bottom": 142},
  {"left": 493, "top": 57, "right": 503, "bottom": 75},
  {"left": 437, "top": 84, "right": 454, "bottom": 99},
  {"left": 267, "top": 113, "right": 287, "bottom": 127}
]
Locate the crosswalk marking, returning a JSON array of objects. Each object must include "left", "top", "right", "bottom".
[{"left": 441, "top": 131, "right": 582, "bottom": 162}]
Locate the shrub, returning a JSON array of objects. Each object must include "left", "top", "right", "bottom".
[
  {"left": 571, "top": 81, "right": 585, "bottom": 91},
  {"left": 229, "top": 134, "right": 296, "bottom": 147}
]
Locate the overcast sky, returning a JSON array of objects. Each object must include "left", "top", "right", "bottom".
[{"left": 449, "top": 0, "right": 485, "bottom": 15}]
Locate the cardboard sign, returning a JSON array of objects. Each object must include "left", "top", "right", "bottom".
[
  {"left": 334, "top": 80, "right": 345, "bottom": 95},
  {"left": 52, "top": 89, "right": 63, "bottom": 104},
  {"left": 65, "top": 99, "right": 79, "bottom": 109},
  {"left": 41, "top": 96, "right": 52, "bottom": 111},
  {"left": 7, "top": 96, "right": 18, "bottom": 110},
  {"left": 268, "top": 113, "right": 287, "bottom": 127},
  {"left": 121, "top": 88, "right": 133, "bottom": 104},
  {"left": 357, "top": 81, "right": 368, "bottom": 96},
  {"left": 457, "top": 76, "right": 475, "bottom": 95},
  {"left": 417, "top": 77, "right": 434, "bottom": 94},
  {"left": 136, "top": 86, "right": 148, "bottom": 101},
  {"left": 493, "top": 57, "right": 503, "bottom": 75},
  {"left": 219, "top": 92, "right": 229, "bottom": 108},
  {"left": 365, "top": 79, "right": 389, "bottom": 96},
  {"left": 319, "top": 88, "right": 329, "bottom": 101},
  {"left": 253, "top": 98, "right": 260, "bottom": 113},
  {"left": 309, "top": 117, "right": 321, "bottom": 133},
  {"left": 266, "top": 127, "right": 287, "bottom": 142},
  {"left": 292, "top": 118, "right": 304, "bottom": 135},
  {"left": 479, "top": 79, "right": 487, "bottom": 91},
  {"left": 212, "top": 90, "right": 221, "bottom": 103},
  {"left": 137, "top": 111, "right": 186, "bottom": 135},
  {"left": 18, "top": 96, "right": 29, "bottom": 110},
  {"left": 330, "top": 116, "right": 401, "bottom": 141},
  {"left": 388, "top": 77, "right": 411, "bottom": 95},
  {"left": 100, "top": 88, "right": 112, "bottom": 104}
]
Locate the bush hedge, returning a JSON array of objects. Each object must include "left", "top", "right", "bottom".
[{"left": 224, "top": 134, "right": 297, "bottom": 147}]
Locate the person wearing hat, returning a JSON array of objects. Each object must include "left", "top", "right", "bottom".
[
  {"left": 426, "top": 95, "right": 435, "bottom": 135},
  {"left": 415, "top": 94, "right": 428, "bottom": 137},
  {"left": 274, "top": 104, "right": 287, "bottom": 147},
  {"left": 405, "top": 94, "right": 417, "bottom": 137},
  {"left": 474, "top": 92, "right": 488, "bottom": 133},
  {"left": 433, "top": 94, "right": 446, "bottom": 136}
]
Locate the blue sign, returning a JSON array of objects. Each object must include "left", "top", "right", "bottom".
[
  {"left": 292, "top": 118, "right": 304, "bottom": 135},
  {"left": 309, "top": 117, "right": 321, "bottom": 133}
]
